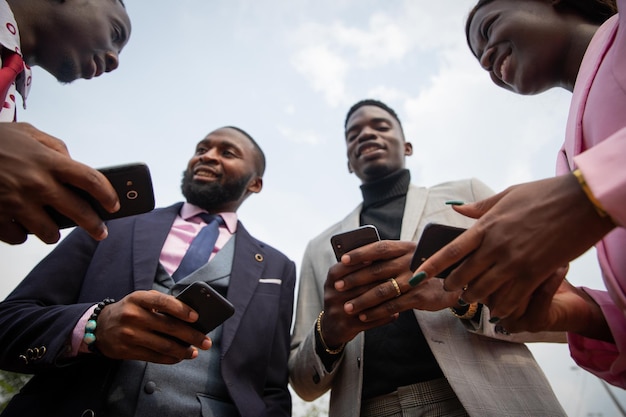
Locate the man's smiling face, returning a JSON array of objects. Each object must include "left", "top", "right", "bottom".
[
  {"left": 181, "top": 127, "right": 263, "bottom": 213},
  {"left": 344, "top": 105, "right": 412, "bottom": 184}
]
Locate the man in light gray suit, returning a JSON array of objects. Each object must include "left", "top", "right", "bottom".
[{"left": 289, "top": 99, "right": 567, "bottom": 417}]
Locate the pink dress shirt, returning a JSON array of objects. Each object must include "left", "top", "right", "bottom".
[
  {"left": 555, "top": 2, "right": 626, "bottom": 387},
  {"left": 70, "top": 203, "right": 237, "bottom": 356}
]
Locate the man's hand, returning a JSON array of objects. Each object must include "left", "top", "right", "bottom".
[
  {"left": 336, "top": 240, "right": 461, "bottom": 323},
  {"left": 319, "top": 239, "right": 458, "bottom": 347},
  {"left": 94, "top": 290, "right": 212, "bottom": 364},
  {"left": 318, "top": 240, "right": 415, "bottom": 347},
  {"left": 0, "top": 122, "right": 120, "bottom": 244}
]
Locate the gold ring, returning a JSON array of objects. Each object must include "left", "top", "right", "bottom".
[{"left": 389, "top": 278, "right": 402, "bottom": 297}]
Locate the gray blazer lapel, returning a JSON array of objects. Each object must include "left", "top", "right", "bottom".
[
  {"left": 401, "top": 184, "right": 429, "bottom": 242},
  {"left": 341, "top": 204, "right": 362, "bottom": 230}
]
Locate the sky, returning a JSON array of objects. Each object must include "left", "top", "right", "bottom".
[{"left": 0, "top": 1, "right": 624, "bottom": 415}]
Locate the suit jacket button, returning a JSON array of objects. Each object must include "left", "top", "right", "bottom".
[{"left": 144, "top": 381, "right": 157, "bottom": 394}]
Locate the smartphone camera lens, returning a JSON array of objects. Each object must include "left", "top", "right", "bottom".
[{"left": 126, "top": 190, "right": 138, "bottom": 200}]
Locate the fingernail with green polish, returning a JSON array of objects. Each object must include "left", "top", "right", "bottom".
[
  {"left": 445, "top": 200, "right": 465, "bottom": 206},
  {"left": 489, "top": 317, "right": 500, "bottom": 324},
  {"left": 409, "top": 271, "right": 427, "bottom": 286}
]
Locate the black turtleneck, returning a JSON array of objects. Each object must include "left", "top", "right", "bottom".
[{"left": 359, "top": 169, "right": 444, "bottom": 400}]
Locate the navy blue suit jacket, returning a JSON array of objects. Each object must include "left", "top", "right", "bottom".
[{"left": 0, "top": 203, "right": 296, "bottom": 417}]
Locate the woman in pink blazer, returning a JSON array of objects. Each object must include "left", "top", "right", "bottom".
[{"left": 413, "top": 0, "right": 626, "bottom": 388}]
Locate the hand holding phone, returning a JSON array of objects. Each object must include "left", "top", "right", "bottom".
[
  {"left": 175, "top": 281, "right": 235, "bottom": 334},
  {"left": 330, "top": 225, "right": 381, "bottom": 262},
  {"left": 43, "top": 162, "right": 155, "bottom": 230},
  {"left": 410, "top": 223, "right": 467, "bottom": 278}
]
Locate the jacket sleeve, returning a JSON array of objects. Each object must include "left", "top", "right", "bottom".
[
  {"left": 567, "top": 288, "right": 626, "bottom": 388},
  {"left": 289, "top": 239, "right": 343, "bottom": 401},
  {"left": 0, "top": 228, "right": 100, "bottom": 373}
]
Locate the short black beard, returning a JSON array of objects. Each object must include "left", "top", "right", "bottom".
[
  {"left": 180, "top": 169, "right": 250, "bottom": 212},
  {"left": 55, "top": 56, "right": 77, "bottom": 84}
]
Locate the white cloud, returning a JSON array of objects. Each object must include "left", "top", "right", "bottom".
[
  {"left": 291, "top": 43, "right": 349, "bottom": 107},
  {"left": 277, "top": 125, "right": 325, "bottom": 146}
]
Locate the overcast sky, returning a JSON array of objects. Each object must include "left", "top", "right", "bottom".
[{"left": 0, "top": 1, "right": 624, "bottom": 415}]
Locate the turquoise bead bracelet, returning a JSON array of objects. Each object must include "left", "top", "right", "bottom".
[{"left": 83, "top": 298, "right": 115, "bottom": 353}]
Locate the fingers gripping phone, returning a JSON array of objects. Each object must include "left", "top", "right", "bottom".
[
  {"left": 410, "top": 223, "right": 467, "bottom": 278},
  {"left": 330, "top": 225, "right": 381, "bottom": 262},
  {"left": 175, "top": 281, "right": 235, "bottom": 334},
  {"left": 44, "top": 162, "right": 156, "bottom": 229}
]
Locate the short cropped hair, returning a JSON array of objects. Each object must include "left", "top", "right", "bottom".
[
  {"left": 344, "top": 99, "right": 404, "bottom": 132},
  {"left": 224, "top": 126, "right": 266, "bottom": 176}
]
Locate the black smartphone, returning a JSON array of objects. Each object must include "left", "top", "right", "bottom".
[
  {"left": 410, "top": 223, "right": 467, "bottom": 278},
  {"left": 330, "top": 225, "right": 381, "bottom": 262},
  {"left": 44, "top": 162, "right": 155, "bottom": 229},
  {"left": 175, "top": 281, "right": 235, "bottom": 334}
]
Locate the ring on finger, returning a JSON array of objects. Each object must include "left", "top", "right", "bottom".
[{"left": 389, "top": 277, "right": 402, "bottom": 297}]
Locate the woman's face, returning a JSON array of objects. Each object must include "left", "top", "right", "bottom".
[{"left": 467, "top": 0, "right": 572, "bottom": 95}]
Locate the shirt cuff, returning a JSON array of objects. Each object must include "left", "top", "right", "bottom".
[{"left": 70, "top": 304, "right": 98, "bottom": 356}]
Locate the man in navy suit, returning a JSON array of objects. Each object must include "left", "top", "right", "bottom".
[{"left": 0, "top": 126, "right": 296, "bottom": 417}]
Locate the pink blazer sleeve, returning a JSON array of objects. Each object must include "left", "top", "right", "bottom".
[{"left": 568, "top": 288, "right": 626, "bottom": 388}]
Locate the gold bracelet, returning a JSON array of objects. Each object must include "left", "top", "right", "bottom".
[
  {"left": 572, "top": 169, "right": 609, "bottom": 218},
  {"left": 316, "top": 310, "right": 345, "bottom": 355},
  {"left": 449, "top": 302, "right": 478, "bottom": 320}
]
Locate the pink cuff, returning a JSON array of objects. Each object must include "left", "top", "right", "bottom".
[{"left": 70, "top": 304, "right": 98, "bottom": 356}]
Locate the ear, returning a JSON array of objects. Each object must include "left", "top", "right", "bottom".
[
  {"left": 404, "top": 142, "right": 413, "bottom": 156},
  {"left": 347, "top": 161, "right": 354, "bottom": 173},
  {"left": 247, "top": 176, "right": 263, "bottom": 194}
]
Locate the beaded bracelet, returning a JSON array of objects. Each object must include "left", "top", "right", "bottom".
[
  {"left": 83, "top": 298, "right": 115, "bottom": 353},
  {"left": 316, "top": 310, "right": 345, "bottom": 355},
  {"left": 449, "top": 302, "right": 478, "bottom": 320}
]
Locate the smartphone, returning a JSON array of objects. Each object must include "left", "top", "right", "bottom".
[
  {"left": 175, "top": 281, "right": 235, "bottom": 334},
  {"left": 410, "top": 223, "right": 467, "bottom": 278},
  {"left": 44, "top": 162, "right": 155, "bottom": 229},
  {"left": 330, "top": 225, "right": 381, "bottom": 262}
]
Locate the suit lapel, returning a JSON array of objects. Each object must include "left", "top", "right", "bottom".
[
  {"left": 401, "top": 184, "right": 429, "bottom": 242},
  {"left": 220, "top": 222, "right": 265, "bottom": 355},
  {"left": 132, "top": 203, "right": 182, "bottom": 290},
  {"left": 341, "top": 205, "right": 361, "bottom": 231}
]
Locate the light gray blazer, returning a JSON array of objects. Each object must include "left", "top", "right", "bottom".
[{"left": 289, "top": 178, "right": 567, "bottom": 417}]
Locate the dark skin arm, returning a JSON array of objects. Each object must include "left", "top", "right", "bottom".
[
  {"left": 0, "top": 122, "right": 120, "bottom": 244},
  {"left": 412, "top": 174, "right": 615, "bottom": 321},
  {"left": 500, "top": 277, "right": 613, "bottom": 343},
  {"left": 94, "top": 290, "right": 212, "bottom": 364},
  {"left": 323, "top": 240, "right": 611, "bottom": 343}
]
